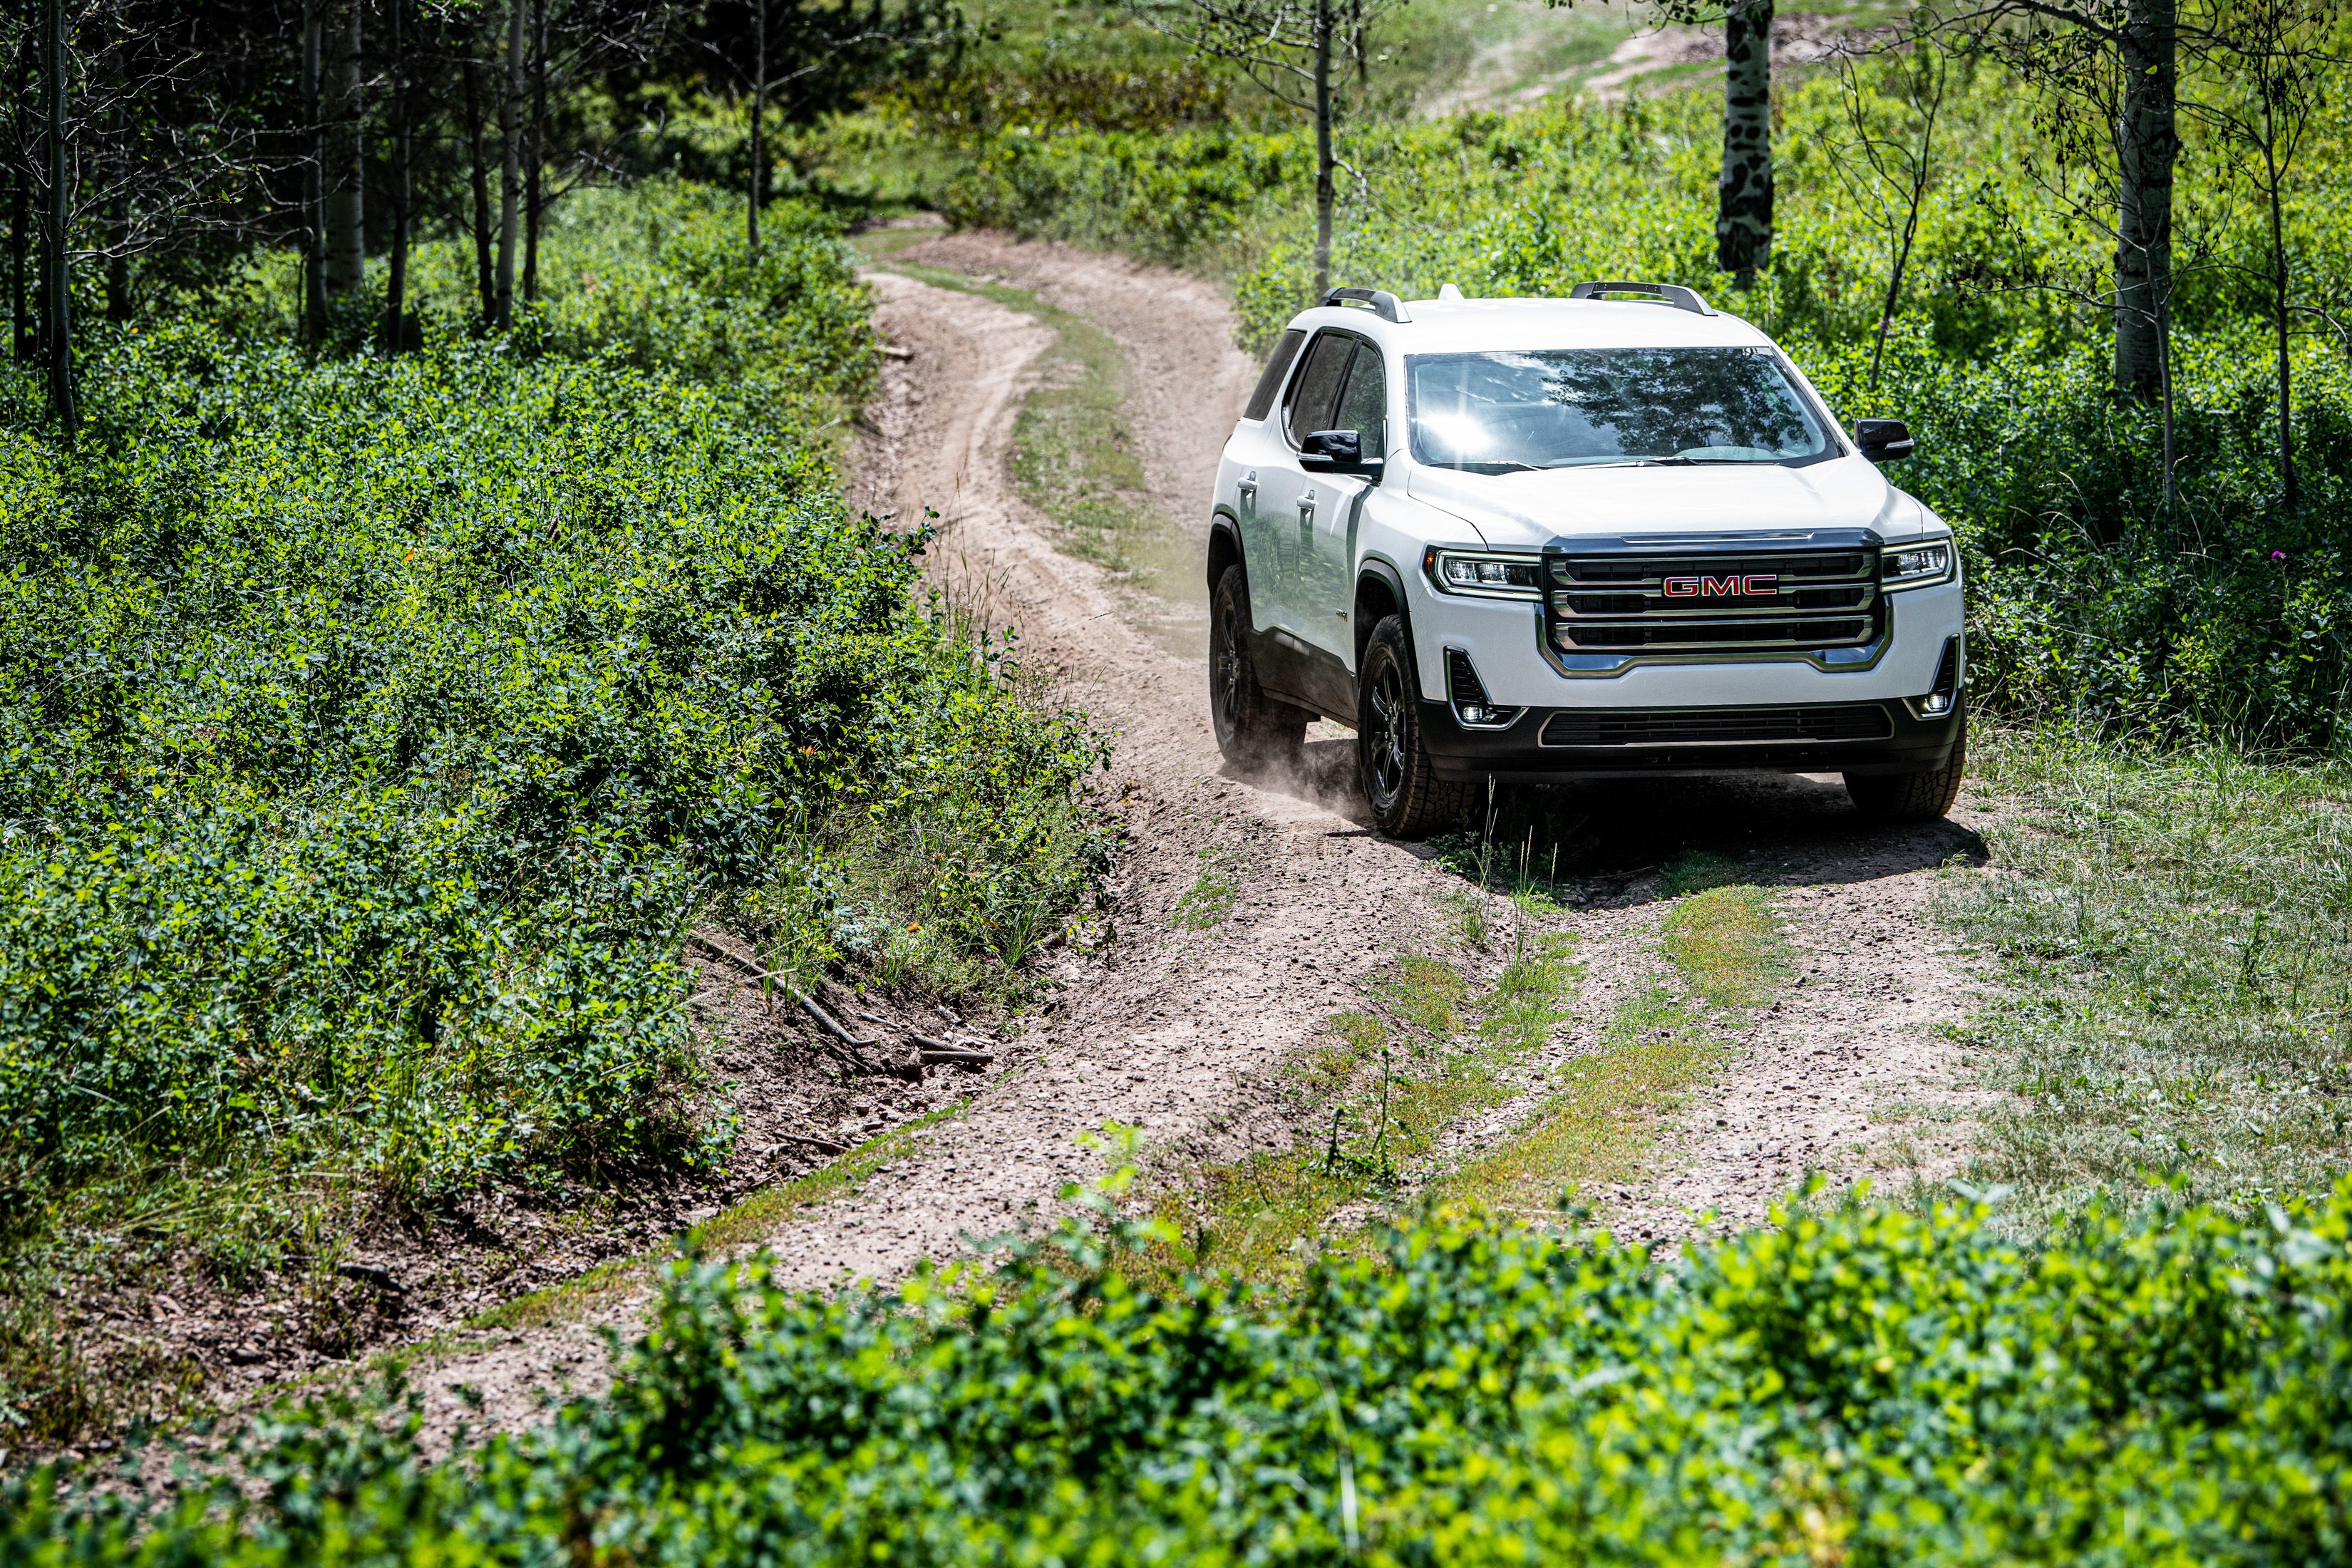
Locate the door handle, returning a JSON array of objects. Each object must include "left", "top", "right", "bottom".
[
  {"left": 1298, "top": 489, "right": 1317, "bottom": 529},
  {"left": 1238, "top": 470, "right": 1257, "bottom": 509}
]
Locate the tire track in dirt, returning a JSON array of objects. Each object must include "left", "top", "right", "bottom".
[{"left": 367, "top": 232, "right": 1987, "bottom": 1445}]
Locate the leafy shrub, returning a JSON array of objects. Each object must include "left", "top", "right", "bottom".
[
  {"left": 942, "top": 124, "right": 1296, "bottom": 264},
  {"left": 0, "top": 194, "right": 1105, "bottom": 1229},
  {"left": 23, "top": 1187, "right": 2352, "bottom": 1562},
  {"left": 1812, "top": 329, "right": 2352, "bottom": 746}
]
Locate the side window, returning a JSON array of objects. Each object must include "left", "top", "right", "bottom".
[
  {"left": 1284, "top": 333, "right": 1357, "bottom": 447},
  {"left": 1242, "top": 330, "right": 1306, "bottom": 422},
  {"left": 1330, "top": 344, "right": 1388, "bottom": 455}
]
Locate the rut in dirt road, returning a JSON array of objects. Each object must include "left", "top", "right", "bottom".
[{"left": 363, "top": 232, "right": 1984, "bottom": 1445}]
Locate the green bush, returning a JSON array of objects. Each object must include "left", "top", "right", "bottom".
[
  {"left": 0, "top": 194, "right": 1105, "bottom": 1232},
  {"left": 942, "top": 123, "right": 1296, "bottom": 264},
  {"left": 21, "top": 1186, "right": 2352, "bottom": 1563}
]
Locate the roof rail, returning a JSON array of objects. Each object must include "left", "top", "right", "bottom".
[
  {"left": 1568, "top": 280, "right": 1716, "bottom": 316},
  {"left": 1320, "top": 287, "right": 1413, "bottom": 324}
]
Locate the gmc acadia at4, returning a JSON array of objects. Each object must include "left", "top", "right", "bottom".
[{"left": 1205, "top": 281, "right": 1965, "bottom": 838}]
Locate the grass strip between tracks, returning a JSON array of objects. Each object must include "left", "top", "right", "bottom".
[
  {"left": 1438, "top": 857, "right": 1787, "bottom": 1220},
  {"left": 1144, "top": 914, "right": 1578, "bottom": 1287}
]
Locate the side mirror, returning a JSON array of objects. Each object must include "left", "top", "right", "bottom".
[
  {"left": 1856, "top": 418, "right": 1915, "bottom": 463},
  {"left": 1301, "top": 428, "right": 1382, "bottom": 475}
]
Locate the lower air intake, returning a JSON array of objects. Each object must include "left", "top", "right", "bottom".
[{"left": 1539, "top": 704, "right": 1894, "bottom": 748}]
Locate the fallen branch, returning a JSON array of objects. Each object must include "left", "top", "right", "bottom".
[
  {"left": 910, "top": 1031, "right": 996, "bottom": 1066},
  {"left": 690, "top": 932, "right": 875, "bottom": 1041},
  {"left": 689, "top": 932, "right": 884, "bottom": 1066},
  {"left": 793, "top": 989, "right": 880, "bottom": 1049},
  {"left": 773, "top": 1130, "right": 851, "bottom": 1155}
]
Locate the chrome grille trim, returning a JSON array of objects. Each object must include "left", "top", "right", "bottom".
[{"left": 1542, "top": 530, "right": 1884, "bottom": 657}]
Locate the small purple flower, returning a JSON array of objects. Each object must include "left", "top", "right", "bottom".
[{"left": 2271, "top": 550, "right": 2287, "bottom": 561}]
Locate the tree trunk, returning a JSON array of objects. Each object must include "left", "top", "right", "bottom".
[
  {"left": 1311, "top": 0, "right": 1333, "bottom": 300},
  {"left": 324, "top": 0, "right": 366, "bottom": 297},
  {"left": 1716, "top": 0, "right": 1773, "bottom": 283},
  {"left": 495, "top": 0, "right": 523, "bottom": 328},
  {"left": 38, "top": 0, "right": 73, "bottom": 437},
  {"left": 748, "top": 0, "right": 765, "bottom": 255},
  {"left": 522, "top": 0, "right": 544, "bottom": 305},
  {"left": 463, "top": 48, "right": 494, "bottom": 325},
  {"left": 2266, "top": 142, "right": 2295, "bottom": 505},
  {"left": 104, "top": 199, "right": 129, "bottom": 321},
  {"left": 2113, "top": 0, "right": 2175, "bottom": 403},
  {"left": 9, "top": 163, "right": 25, "bottom": 362},
  {"left": 383, "top": 0, "right": 411, "bottom": 354},
  {"left": 9, "top": 33, "right": 27, "bottom": 363},
  {"left": 301, "top": 0, "right": 329, "bottom": 336}
]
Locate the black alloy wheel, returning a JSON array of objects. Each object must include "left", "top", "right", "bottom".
[
  {"left": 1356, "top": 614, "right": 1470, "bottom": 839},
  {"left": 1209, "top": 564, "right": 1306, "bottom": 768}
]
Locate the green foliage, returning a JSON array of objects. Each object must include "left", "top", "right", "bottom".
[
  {"left": 0, "top": 193, "right": 1104, "bottom": 1286},
  {"left": 942, "top": 123, "right": 1296, "bottom": 264},
  {"left": 27, "top": 1185, "right": 2352, "bottom": 1562},
  {"left": 1812, "top": 329, "right": 2352, "bottom": 746}
]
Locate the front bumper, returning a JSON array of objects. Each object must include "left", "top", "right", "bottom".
[{"left": 1419, "top": 696, "right": 1964, "bottom": 781}]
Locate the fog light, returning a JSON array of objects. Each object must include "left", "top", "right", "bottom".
[{"left": 1918, "top": 690, "right": 1953, "bottom": 717}]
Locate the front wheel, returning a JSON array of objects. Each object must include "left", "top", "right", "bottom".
[
  {"left": 1845, "top": 710, "right": 1967, "bottom": 825},
  {"left": 1357, "top": 615, "right": 1470, "bottom": 840},
  {"left": 1209, "top": 564, "right": 1307, "bottom": 768}
]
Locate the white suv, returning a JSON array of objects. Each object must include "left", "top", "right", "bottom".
[{"left": 1205, "top": 282, "right": 1966, "bottom": 838}]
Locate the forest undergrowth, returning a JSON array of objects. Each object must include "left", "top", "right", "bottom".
[{"left": 0, "top": 185, "right": 1108, "bottom": 1441}]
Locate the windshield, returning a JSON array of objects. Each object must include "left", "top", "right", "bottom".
[{"left": 1407, "top": 346, "right": 1836, "bottom": 473}]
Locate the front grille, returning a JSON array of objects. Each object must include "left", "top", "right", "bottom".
[
  {"left": 1546, "top": 537, "right": 1882, "bottom": 656},
  {"left": 1539, "top": 704, "right": 1894, "bottom": 748}
]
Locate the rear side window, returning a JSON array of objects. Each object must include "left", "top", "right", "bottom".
[
  {"left": 1284, "top": 332, "right": 1359, "bottom": 445},
  {"left": 1242, "top": 331, "right": 1306, "bottom": 422}
]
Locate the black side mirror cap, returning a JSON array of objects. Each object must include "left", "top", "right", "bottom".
[
  {"left": 1301, "top": 428, "right": 1383, "bottom": 475},
  {"left": 1857, "top": 418, "right": 1915, "bottom": 463}
]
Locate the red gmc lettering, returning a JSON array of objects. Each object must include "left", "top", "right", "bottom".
[{"left": 1662, "top": 573, "right": 1778, "bottom": 598}]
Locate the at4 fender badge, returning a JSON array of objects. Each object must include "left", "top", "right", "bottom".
[{"left": 1662, "top": 573, "right": 1778, "bottom": 598}]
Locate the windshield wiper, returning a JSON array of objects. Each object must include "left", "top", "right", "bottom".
[{"left": 1622, "top": 455, "right": 1770, "bottom": 467}]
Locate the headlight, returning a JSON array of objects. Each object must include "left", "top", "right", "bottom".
[
  {"left": 1881, "top": 537, "right": 1954, "bottom": 588},
  {"left": 1425, "top": 548, "right": 1542, "bottom": 599}
]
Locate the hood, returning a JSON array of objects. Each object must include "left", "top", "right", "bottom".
[{"left": 1404, "top": 458, "right": 1930, "bottom": 549}]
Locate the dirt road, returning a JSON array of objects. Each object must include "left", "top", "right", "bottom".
[
  {"left": 842, "top": 229, "right": 1988, "bottom": 1237},
  {"left": 366, "top": 231, "right": 1987, "bottom": 1441}
]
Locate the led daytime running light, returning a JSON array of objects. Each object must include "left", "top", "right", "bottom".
[
  {"left": 1427, "top": 548, "right": 1543, "bottom": 599},
  {"left": 1882, "top": 538, "right": 1954, "bottom": 588}
]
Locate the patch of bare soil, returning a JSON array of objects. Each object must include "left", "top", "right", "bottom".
[
  {"left": 1582, "top": 11, "right": 1862, "bottom": 99},
  {"left": 120, "top": 230, "right": 1991, "bottom": 1463}
]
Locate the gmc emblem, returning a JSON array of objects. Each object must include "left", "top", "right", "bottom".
[{"left": 1663, "top": 573, "right": 1778, "bottom": 598}]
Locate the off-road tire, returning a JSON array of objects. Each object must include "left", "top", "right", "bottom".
[
  {"left": 1845, "top": 709, "right": 1968, "bottom": 825},
  {"left": 1358, "top": 614, "right": 1471, "bottom": 839},
  {"left": 1209, "top": 564, "right": 1308, "bottom": 768}
]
